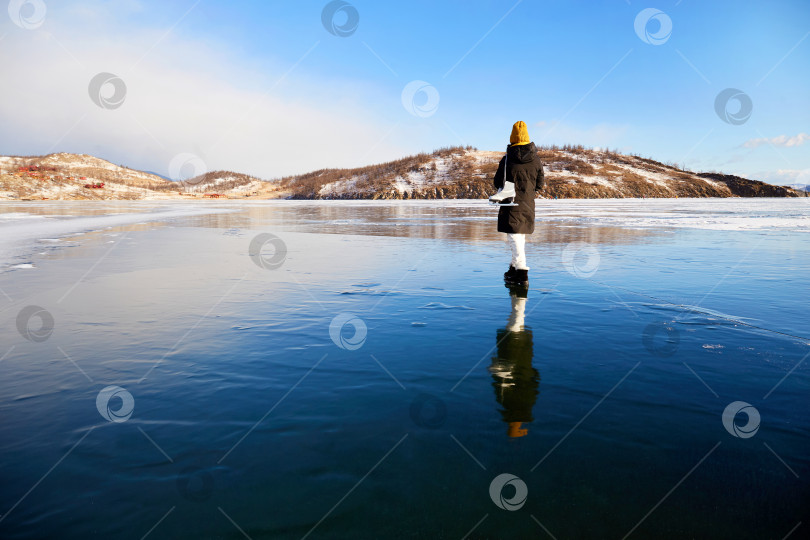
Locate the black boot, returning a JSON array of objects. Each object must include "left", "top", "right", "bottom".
[
  {"left": 503, "top": 265, "right": 517, "bottom": 281},
  {"left": 506, "top": 268, "right": 529, "bottom": 287},
  {"left": 505, "top": 283, "right": 529, "bottom": 298}
]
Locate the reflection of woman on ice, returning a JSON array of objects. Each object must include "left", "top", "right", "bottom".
[
  {"left": 489, "top": 286, "right": 539, "bottom": 438},
  {"left": 490, "top": 121, "right": 545, "bottom": 287}
]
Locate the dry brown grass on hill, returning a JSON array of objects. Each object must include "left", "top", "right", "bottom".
[
  {"left": 273, "top": 144, "right": 806, "bottom": 200},
  {"left": 182, "top": 171, "right": 258, "bottom": 192},
  {"left": 547, "top": 179, "right": 618, "bottom": 199},
  {"left": 2, "top": 146, "right": 805, "bottom": 201},
  {"left": 281, "top": 146, "right": 474, "bottom": 199},
  {"left": 546, "top": 158, "right": 596, "bottom": 176},
  {"left": 698, "top": 172, "right": 799, "bottom": 197}
]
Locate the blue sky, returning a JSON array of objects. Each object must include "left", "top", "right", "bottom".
[{"left": 1, "top": 0, "right": 808, "bottom": 184}]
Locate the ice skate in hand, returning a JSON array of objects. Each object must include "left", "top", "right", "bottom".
[{"left": 489, "top": 181, "right": 519, "bottom": 206}]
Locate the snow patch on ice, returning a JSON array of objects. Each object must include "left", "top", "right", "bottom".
[
  {"left": 532, "top": 198, "right": 810, "bottom": 231},
  {"left": 0, "top": 212, "right": 47, "bottom": 222},
  {"left": 1, "top": 206, "right": 238, "bottom": 269}
]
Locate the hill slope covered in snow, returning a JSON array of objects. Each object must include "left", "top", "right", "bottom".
[
  {"left": 279, "top": 145, "right": 804, "bottom": 200},
  {"left": 0, "top": 147, "right": 804, "bottom": 200},
  {"left": 0, "top": 153, "right": 275, "bottom": 200}
]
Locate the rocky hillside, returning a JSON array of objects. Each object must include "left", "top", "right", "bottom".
[
  {"left": 279, "top": 145, "right": 805, "bottom": 200},
  {"left": 0, "top": 153, "right": 175, "bottom": 200},
  {"left": 0, "top": 148, "right": 804, "bottom": 200},
  {"left": 0, "top": 154, "right": 280, "bottom": 200},
  {"left": 182, "top": 170, "right": 267, "bottom": 195}
]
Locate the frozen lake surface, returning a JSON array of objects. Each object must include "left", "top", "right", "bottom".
[{"left": 1, "top": 199, "right": 808, "bottom": 539}]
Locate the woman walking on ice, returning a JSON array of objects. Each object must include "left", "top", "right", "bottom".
[{"left": 490, "top": 121, "right": 545, "bottom": 287}]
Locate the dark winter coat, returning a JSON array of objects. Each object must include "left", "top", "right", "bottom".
[
  {"left": 491, "top": 327, "right": 538, "bottom": 423},
  {"left": 493, "top": 143, "right": 545, "bottom": 234}
]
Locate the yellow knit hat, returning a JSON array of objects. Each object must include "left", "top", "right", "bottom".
[
  {"left": 508, "top": 421, "right": 528, "bottom": 438},
  {"left": 509, "top": 121, "right": 530, "bottom": 146}
]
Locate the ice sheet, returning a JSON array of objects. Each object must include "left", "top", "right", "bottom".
[
  {"left": 530, "top": 198, "right": 810, "bottom": 231},
  {"left": 0, "top": 204, "right": 236, "bottom": 268}
]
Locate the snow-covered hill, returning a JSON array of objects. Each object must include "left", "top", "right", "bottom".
[
  {"left": 0, "top": 153, "right": 176, "bottom": 200},
  {"left": 0, "top": 154, "right": 282, "bottom": 200},
  {"left": 278, "top": 146, "right": 805, "bottom": 200},
  {"left": 182, "top": 170, "right": 267, "bottom": 196},
  {"left": 1, "top": 148, "right": 805, "bottom": 200}
]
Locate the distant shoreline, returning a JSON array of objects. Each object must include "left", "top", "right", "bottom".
[{"left": 2, "top": 147, "right": 805, "bottom": 201}]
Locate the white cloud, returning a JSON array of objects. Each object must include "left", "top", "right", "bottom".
[
  {"left": 0, "top": 2, "right": 408, "bottom": 178},
  {"left": 749, "top": 169, "right": 810, "bottom": 185},
  {"left": 742, "top": 133, "right": 810, "bottom": 149}
]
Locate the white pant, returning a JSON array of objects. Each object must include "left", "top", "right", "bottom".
[
  {"left": 507, "top": 233, "right": 529, "bottom": 270},
  {"left": 507, "top": 294, "right": 527, "bottom": 332}
]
